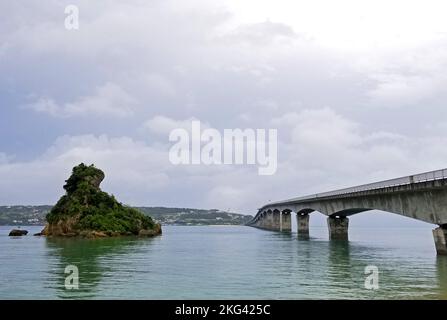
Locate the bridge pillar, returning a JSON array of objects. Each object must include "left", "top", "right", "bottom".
[
  {"left": 262, "top": 211, "right": 269, "bottom": 229},
  {"left": 279, "top": 211, "right": 283, "bottom": 231},
  {"left": 327, "top": 216, "right": 349, "bottom": 240},
  {"left": 258, "top": 212, "right": 265, "bottom": 228},
  {"left": 264, "top": 210, "right": 274, "bottom": 229},
  {"left": 433, "top": 226, "right": 447, "bottom": 255},
  {"left": 297, "top": 213, "right": 310, "bottom": 238},
  {"left": 273, "top": 210, "right": 281, "bottom": 231},
  {"left": 281, "top": 210, "right": 292, "bottom": 232}
]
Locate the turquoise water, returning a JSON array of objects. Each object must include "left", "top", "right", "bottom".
[{"left": 0, "top": 225, "right": 446, "bottom": 299}]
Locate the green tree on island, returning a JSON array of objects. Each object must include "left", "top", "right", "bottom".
[{"left": 41, "top": 163, "right": 161, "bottom": 238}]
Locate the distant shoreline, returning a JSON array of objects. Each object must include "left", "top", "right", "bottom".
[
  {"left": 0, "top": 205, "right": 253, "bottom": 227},
  {"left": 0, "top": 224, "right": 248, "bottom": 228}
]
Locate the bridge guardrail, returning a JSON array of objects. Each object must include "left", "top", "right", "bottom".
[{"left": 263, "top": 168, "right": 447, "bottom": 208}]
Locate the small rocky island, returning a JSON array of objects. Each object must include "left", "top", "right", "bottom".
[
  {"left": 9, "top": 229, "right": 28, "bottom": 236},
  {"left": 39, "top": 163, "right": 161, "bottom": 238}
]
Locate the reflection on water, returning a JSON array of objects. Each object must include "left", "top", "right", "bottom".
[
  {"left": 45, "top": 237, "right": 155, "bottom": 299},
  {"left": 0, "top": 225, "right": 447, "bottom": 299},
  {"left": 436, "top": 257, "right": 447, "bottom": 299},
  {"left": 328, "top": 241, "right": 354, "bottom": 292}
]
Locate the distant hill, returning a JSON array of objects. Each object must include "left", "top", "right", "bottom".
[
  {"left": 0, "top": 205, "right": 51, "bottom": 225},
  {"left": 136, "top": 207, "right": 253, "bottom": 226},
  {"left": 0, "top": 205, "right": 252, "bottom": 226}
]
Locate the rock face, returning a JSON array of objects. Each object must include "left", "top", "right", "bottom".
[
  {"left": 9, "top": 229, "right": 28, "bottom": 236},
  {"left": 41, "top": 163, "right": 162, "bottom": 238}
]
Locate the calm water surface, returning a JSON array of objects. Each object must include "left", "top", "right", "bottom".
[{"left": 1, "top": 225, "right": 446, "bottom": 299}]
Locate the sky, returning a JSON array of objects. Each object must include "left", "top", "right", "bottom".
[{"left": 1, "top": 0, "right": 447, "bottom": 226}]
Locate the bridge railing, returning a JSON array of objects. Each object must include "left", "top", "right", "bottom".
[{"left": 266, "top": 168, "right": 447, "bottom": 206}]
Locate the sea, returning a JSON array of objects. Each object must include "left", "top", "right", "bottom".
[{"left": 0, "top": 224, "right": 446, "bottom": 299}]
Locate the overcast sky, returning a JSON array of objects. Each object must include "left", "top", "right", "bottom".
[{"left": 1, "top": 1, "right": 447, "bottom": 225}]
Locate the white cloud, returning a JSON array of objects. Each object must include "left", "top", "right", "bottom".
[
  {"left": 272, "top": 107, "right": 361, "bottom": 148},
  {"left": 27, "top": 82, "right": 136, "bottom": 118},
  {"left": 221, "top": 20, "right": 300, "bottom": 46},
  {"left": 143, "top": 116, "right": 200, "bottom": 135},
  {"left": 0, "top": 153, "right": 11, "bottom": 165},
  {"left": 352, "top": 35, "right": 447, "bottom": 107},
  {"left": 269, "top": 107, "right": 442, "bottom": 193},
  {"left": 0, "top": 134, "right": 170, "bottom": 205},
  {"left": 367, "top": 73, "right": 441, "bottom": 106},
  {"left": 28, "top": 98, "right": 60, "bottom": 116}
]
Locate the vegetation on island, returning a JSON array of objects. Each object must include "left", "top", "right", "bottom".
[{"left": 40, "top": 163, "right": 161, "bottom": 238}]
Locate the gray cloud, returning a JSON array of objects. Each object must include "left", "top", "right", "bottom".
[{"left": 1, "top": 0, "right": 447, "bottom": 222}]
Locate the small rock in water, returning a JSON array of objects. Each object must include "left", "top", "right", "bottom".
[{"left": 9, "top": 229, "right": 28, "bottom": 236}]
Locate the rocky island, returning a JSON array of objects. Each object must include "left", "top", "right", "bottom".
[{"left": 39, "top": 163, "right": 161, "bottom": 238}]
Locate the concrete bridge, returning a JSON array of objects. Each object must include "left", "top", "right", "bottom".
[{"left": 248, "top": 168, "right": 447, "bottom": 255}]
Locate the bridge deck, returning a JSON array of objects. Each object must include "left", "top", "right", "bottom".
[{"left": 260, "top": 168, "right": 447, "bottom": 210}]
